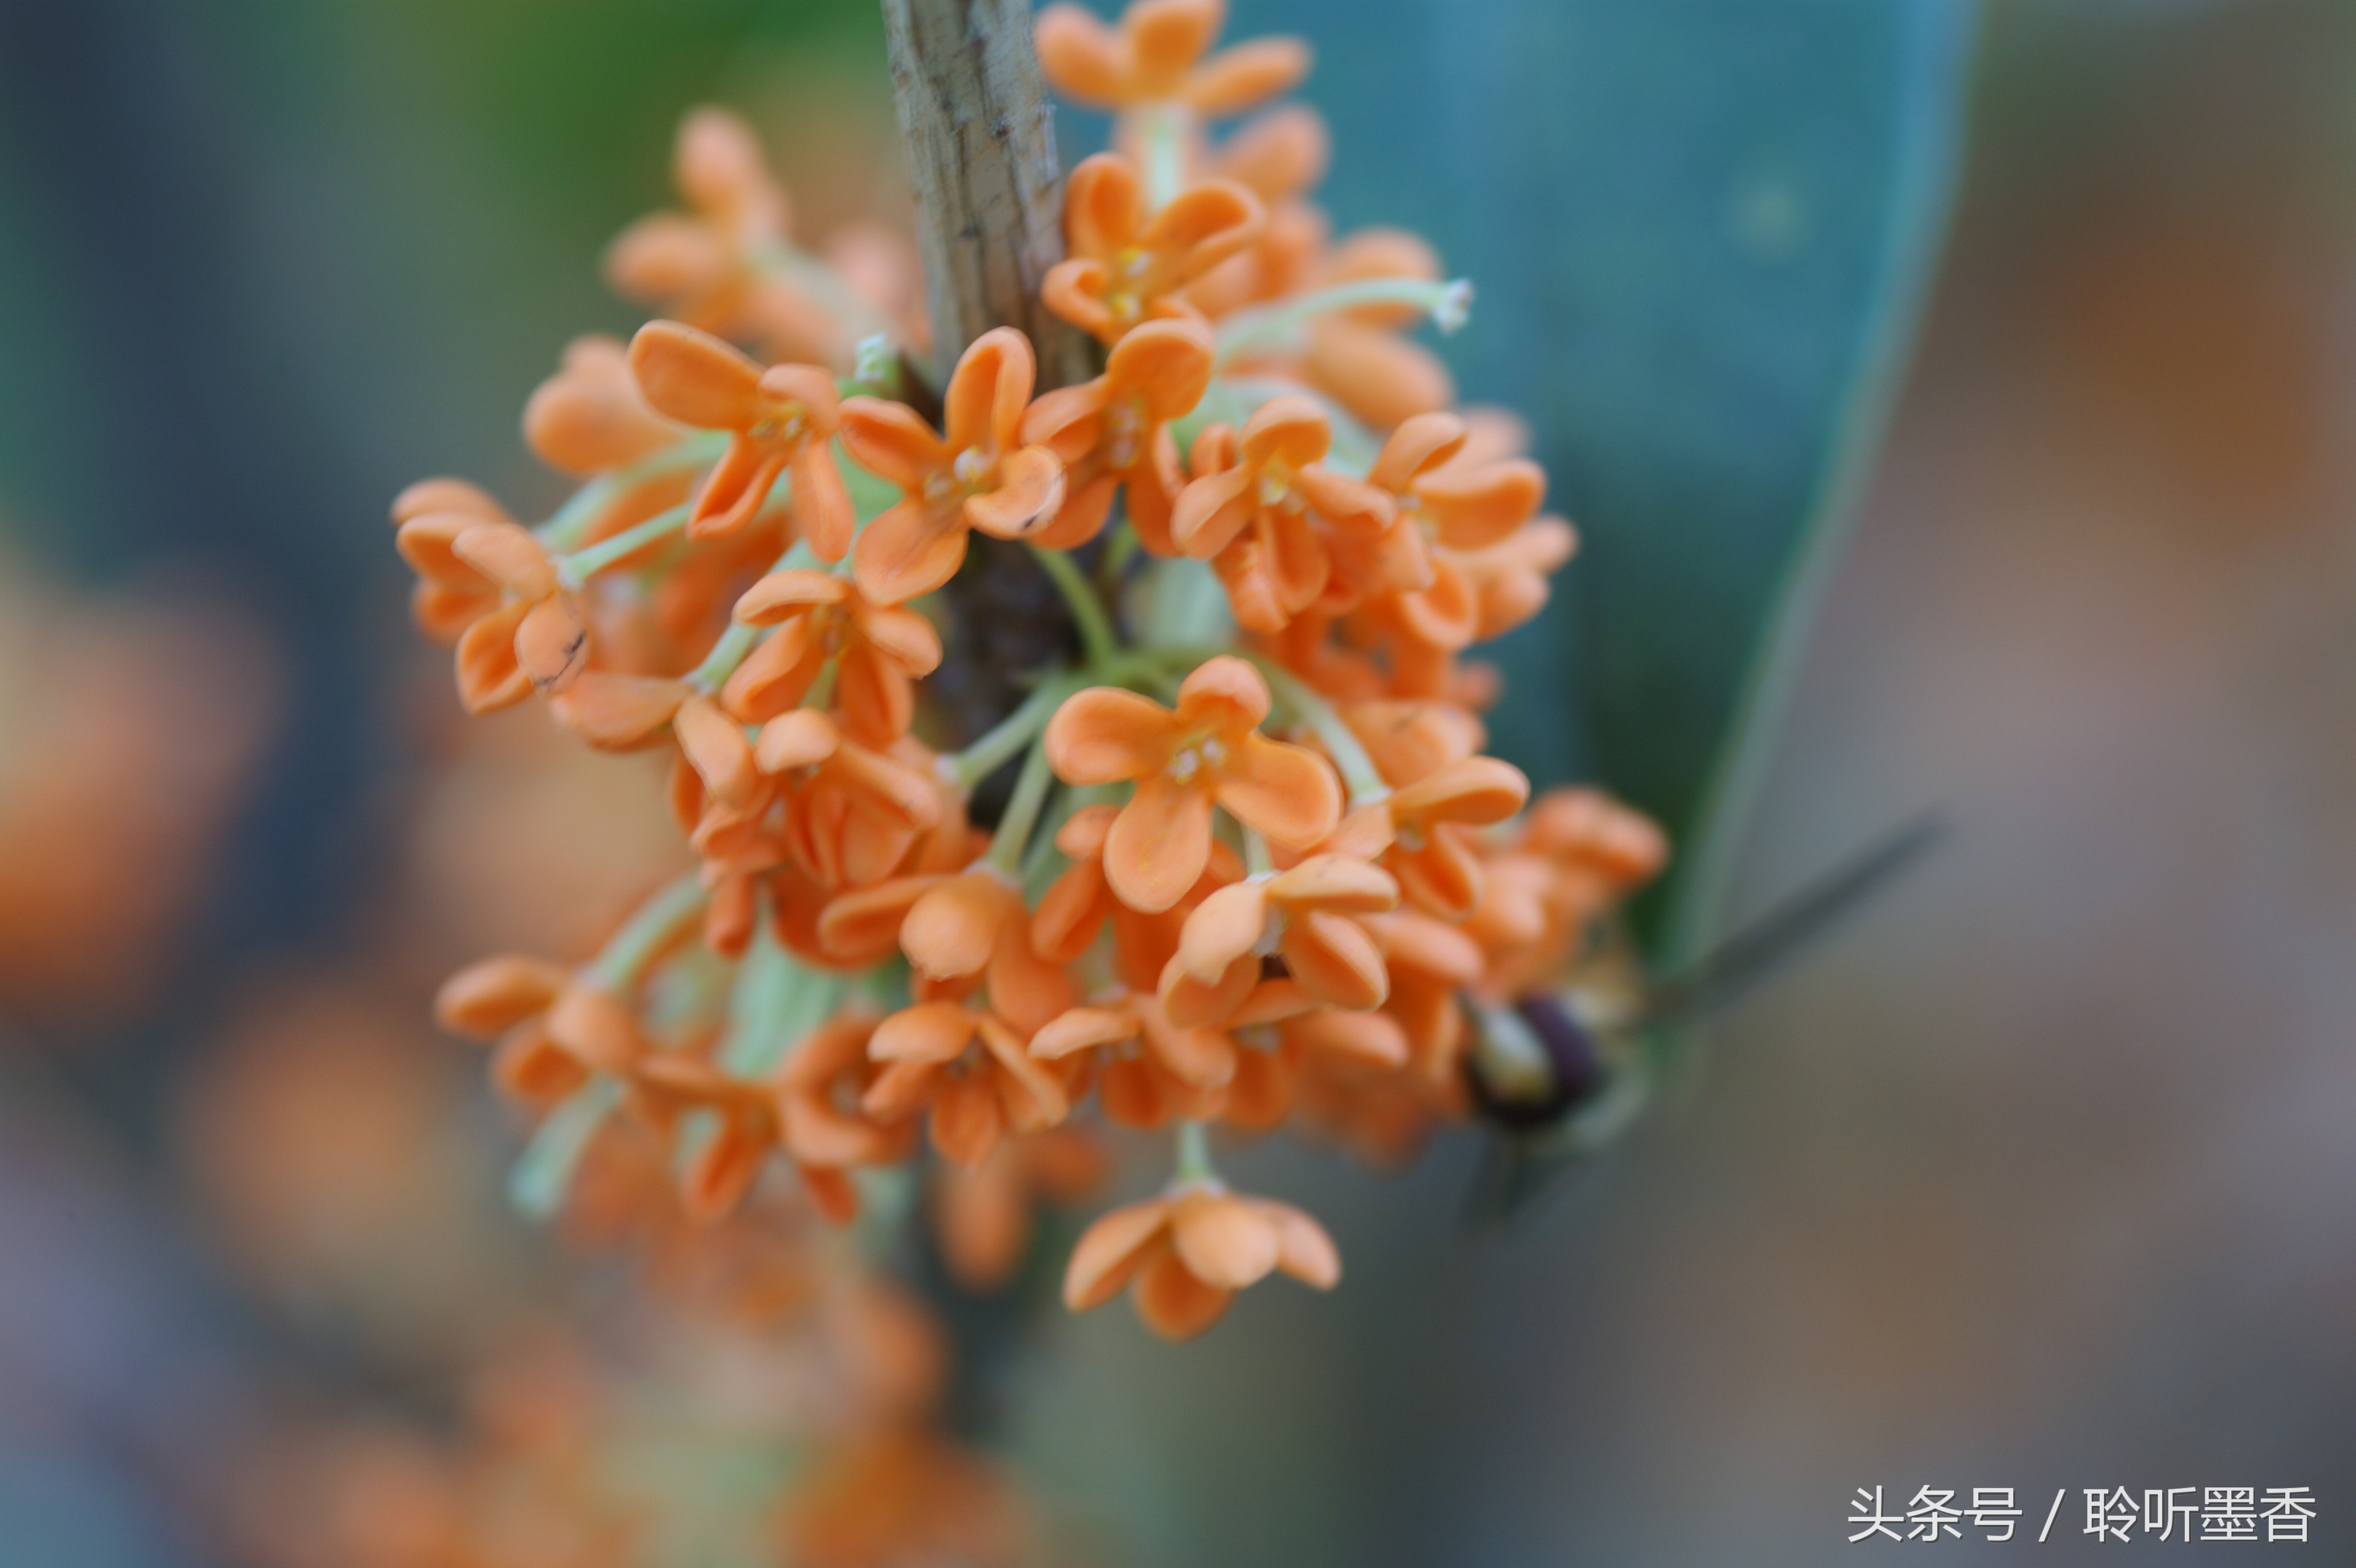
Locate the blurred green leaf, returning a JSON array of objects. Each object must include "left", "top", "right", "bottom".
[{"left": 1287, "top": 0, "right": 1977, "bottom": 953}]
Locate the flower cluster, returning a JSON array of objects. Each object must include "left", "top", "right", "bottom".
[{"left": 405, "top": 0, "right": 1665, "bottom": 1345}]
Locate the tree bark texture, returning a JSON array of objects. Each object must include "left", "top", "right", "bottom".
[{"left": 880, "top": 0, "right": 1092, "bottom": 391}]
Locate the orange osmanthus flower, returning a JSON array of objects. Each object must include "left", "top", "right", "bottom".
[
  {"left": 1171, "top": 395, "right": 1391, "bottom": 634},
  {"left": 1019, "top": 315, "right": 1215, "bottom": 553},
  {"left": 1160, "top": 851, "right": 1398, "bottom": 1026},
  {"left": 1042, "top": 153, "right": 1264, "bottom": 344},
  {"left": 396, "top": 510, "right": 587, "bottom": 711},
  {"left": 1036, "top": 0, "right": 1309, "bottom": 120},
  {"left": 837, "top": 328, "right": 1066, "bottom": 604},
  {"left": 1063, "top": 1183, "right": 1338, "bottom": 1340},
  {"left": 627, "top": 320, "right": 853, "bottom": 552},
  {"left": 861, "top": 1001, "right": 1076, "bottom": 1168},
  {"left": 524, "top": 334, "right": 683, "bottom": 478},
  {"left": 1044, "top": 655, "right": 1341, "bottom": 914},
  {"left": 725, "top": 567, "right": 943, "bottom": 744}
]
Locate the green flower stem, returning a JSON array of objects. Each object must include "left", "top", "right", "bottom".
[
  {"left": 554, "top": 501, "right": 692, "bottom": 587},
  {"left": 983, "top": 728, "right": 1063, "bottom": 876},
  {"left": 584, "top": 872, "right": 709, "bottom": 992},
  {"left": 949, "top": 673, "right": 1075, "bottom": 790},
  {"left": 1129, "top": 104, "right": 1192, "bottom": 212},
  {"left": 508, "top": 1075, "right": 623, "bottom": 1220},
  {"left": 535, "top": 433, "right": 727, "bottom": 551},
  {"left": 1171, "top": 1119, "right": 1219, "bottom": 1187},
  {"left": 1213, "top": 277, "right": 1474, "bottom": 368},
  {"left": 684, "top": 538, "right": 819, "bottom": 695},
  {"left": 717, "top": 915, "right": 844, "bottom": 1079},
  {"left": 1029, "top": 543, "right": 1119, "bottom": 668},
  {"left": 1244, "top": 825, "right": 1274, "bottom": 877}
]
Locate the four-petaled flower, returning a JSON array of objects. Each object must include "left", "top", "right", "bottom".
[
  {"left": 1036, "top": 0, "right": 1310, "bottom": 121},
  {"left": 838, "top": 327, "right": 1068, "bottom": 604},
  {"left": 1019, "top": 315, "right": 1216, "bottom": 553},
  {"left": 1045, "top": 655, "right": 1341, "bottom": 914},
  {"left": 628, "top": 320, "right": 854, "bottom": 551},
  {"left": 1063, "top": 1182, "right": 1339, "bottom": 1340},
  {"left": 1042, "top": 153, "right": 1264, "bottom": 344}
]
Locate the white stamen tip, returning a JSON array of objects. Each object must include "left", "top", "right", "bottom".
[{"left": 1433, "top": 279, "right": 1475, "bottom": 334}]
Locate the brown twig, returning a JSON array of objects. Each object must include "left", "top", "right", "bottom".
[{"left": 880, "top": 0, "right": 1093, "bottom": 391}]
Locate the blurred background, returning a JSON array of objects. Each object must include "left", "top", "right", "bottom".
[{"left": 0, "top": 0, "right": 2350, "bottom": 1563}]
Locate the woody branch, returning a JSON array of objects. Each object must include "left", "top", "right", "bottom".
[{"left": 879, "top": 0, "right": 1094, "bottom": 390}]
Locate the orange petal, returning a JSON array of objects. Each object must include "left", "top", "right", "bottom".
[
  {"left": 1170, "top": 1190, "right": 1280, "bottom": 1289},
  {"left": 1059, "top": 152, "right": 1144, "bottom": 260},
  {"left": 627, "top": 319, "right": 762, "bottom": 431},
  {"left": 396, "top": 512, "right": 494, "bottom": 591},
  {"left": 1107, "top": 316, "right": 1216, "bottom": 420},
  {"left": 832, "top": 643, "right": 915, "bottom": 748},
  {"left": 1044, "top": 687, "right": 1174, "bottom": 785},
  {"left": 976, "top": 1016, "right": 1071, "bottom": 1128},
  {"left": 391, "top": 476, "right": 507, "bottom": 526},
  {"left": 1237, "top": 395, "right": 1331, "bottom": 473},
  {"left": 931, "top": 1074, "right": 1004, "bottom": 1167},
  {"left": 837, "top": 397, "right": 947, "bottom": 491},
  {"left": 545, "top": 984, "right": 642, "bottom": 1072},
  {"left": 514, "top": 595, "right": 588, "bottom": 693},
  {"left": 1267, "top": 854, "right": 1397, "bottom": 914},
  {"left": 1394, "top": 755, "right": 1530, "bottom": 827},
  {"left": 1034, "top": 3, "right": 1130, "bottom": 110},
  {"left": 1105, "top": 777, "right": 1214, "bottom": 915},
  {"left": 1159, "top": 949, "right": 1258, "bottom": 1030},
  {"left": 853, "top": 602, "right": 944, "bottom": 676},
  {"left": 1057, "top": 802, "right": 1122, "bottom": 858},
  {"left": 1214, "top": 734, "right": 1341, "bottom": 849},
  {"left": 549, "top": 672, "right": 689, "bottom": 750},
  {"left": 451, "top": 521, "right": 558, "bottom": 600},
  {"left": 1281, "top": 910, "right": 1388, "bottom": 1011},
  {"left": 455, "top": 599, "right": 534, "bottom": 714},
  {"left": 755, "top": 705, "right": 841, "bottom": 773},
  {"left": 852, "top": 497, "right": 968, "bottom": 605},
  {"left": 734, "top": 566, "right": 847, "bottom": 624},
  {"left": 1259, "top": 1199, "right": 1341, "bottom": 1288},
  {"left": 861, "top": 1059, "right": 940, "bottom": 1123},
  {"left": 1134, "top": 1245, "right": 1232, "bottom": 1339},
  {"left": 816, "top": 875, "right": 939, "bottom": 962},
  {"left": 1367, "top": 410, "right": 1468, "bottom": 494},
  {"left": 944, "top": 326, "right": 1036, "bottom": 457},
  {"left": 901, "top": 870, "right": 1012, "bottom": 982},
  {"left": 675, "top": 695, "right": 758, "bottom": 809},
  {"left": 1174, "top": 879, "right": 1269, "bottom": 983},
  {"left": 1139, "top": 180, "right": 1266, "bottom": 286},
  {"left": 1031, "top": 1005, "right": 1142, "bottom": 1060},
  {"left": 789, "top": 446, "right": 854, "bottom": 562},
  {"left": 1185, "top": 36, "right": 1312, "bottom": 115},
  {"left": 1211, "top": 103, "right": 1328, "bottom": 200},
  {"left": 964, "top": 445, "right": 1067, "bottom": 540},
  {"left": 435, "top": 955, "right": 568, "bottom": 1037},
  {"left": 1032, "top": 860, "right": 1115, "bottom": 964},
  {"left": 1041, "top": 258, "right": 1121, "bottom": 342},
  {"left": 1063, "top": 1198, "right": 1174, "bottom": 1310},
  {"left": 870, "top": 1001, "right": 978, "bottom": 1065},
  {"left": 1138, "top": 1006, "right": 1236, "bottom": 1088},
  {"left": 1169, "top": 464, "right": 1255, "bottom": 558},
  {"left": 1418, "top": 458, "right": 1545, "bottom": 551},
  {"left": 523, "top": 339, "right": 678, "bottom": 476},
  {"left": 720, "top": 616, "right": 826, "bottom": 723},
  {"left": 1305, "top": 319, "right": 1454, "bottom": 429},
  {"left": 1287, "top": 1008, "right": 1407, "bottom": 1069},
  {"left": 1123, "top": 0, "right": 1218, "bottom": 91},
  {"left": 1175, "top": 653, "right": 1271, "bottom": 726}
]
